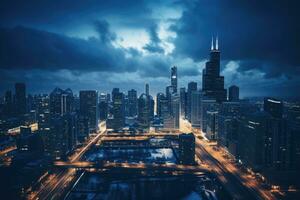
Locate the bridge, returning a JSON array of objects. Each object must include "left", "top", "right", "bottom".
[{"left": 54, "top": 161, "right": 211, "bottom": 173}]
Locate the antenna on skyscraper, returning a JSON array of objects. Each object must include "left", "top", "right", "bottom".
[
  {"left": 216, "top": 35, "right": 219, "bottom": 50},
  {"left": 211, "top": 36, "right": 214, "bottom": 51}
]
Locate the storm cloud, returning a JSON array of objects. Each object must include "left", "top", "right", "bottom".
[{"left": 0, "top": 0, "right": 299, "bottom": 97}]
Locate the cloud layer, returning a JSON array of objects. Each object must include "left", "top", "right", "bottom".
[{"left": 0, "top": 0, "right": 299, "bottom": 97}]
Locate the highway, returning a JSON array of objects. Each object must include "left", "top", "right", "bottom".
[
  {"left": 180, "top": 118, "right": 276, "bottom": 200},
  {"left": 195, "top": 137, "right": 276, "bottom": 200},
  {"left": 28, "top": 121, "right": 106, "bottom": 200},
  {"left": 54, "top": 160, "right": 211, "bottom": 173}
]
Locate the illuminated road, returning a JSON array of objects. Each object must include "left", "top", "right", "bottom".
[
  {"left": 0, "top": 146, "right": 16, "bottom": 156},
  {"left": 180, "top": 118, "right": 276, "bottom": 200},
  {"left": 54, "top": 161, "right": 211, "bottom": 173},
  {"left": 28, "top": 121, "right": 106, "bottom": 200}
]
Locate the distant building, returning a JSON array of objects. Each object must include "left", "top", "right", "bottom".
[
  {"left": 200, "top": 99, "right": 219, "bottom": 134},
  {"left": 179, "top": 87, "right": 187, "bottom": 118},
  {"left": 99, "top": 93, "right": 108, "bottom": 120},
  {"left": 80, "top": 90, "right": 98, "bottom": 133},
  {"left": 44, "top": 114, "right": 76, "bottom": 160},
  {"left": 163, "top": 93, "right": 180, "bottom": 130},
  {"left": 264, "top": 97, "right": 283, "bottom": 119},
  {"left": 166, "top": 85, "right": 174, "bottom": 114},
  {"left": 15, "top": 83, "right": 27, "bottom": 115},
  {"left": 112, "top": 91, "right": 125, "bottom": 130},
  {"left": 50, "top": 88, "right": 74, "bottom": 116},
  {"left": 239, "top": 110, "right": 288, "bottom": 171},
  {"left": 4, "top": 90, "right": 13, "bottom": 117},
  {"left": 202, "top": 37, "right": 227, "bottom": 102},
  {"left": 191, "top": 91, "right": 202, "bottom": 128},
  {"left": 228, "top": 85, "right": 239, "bottom": 102},
  {"left": 77, "top": 115, "right": 89, "bottom": 143},
  {"left": 16, "top": 127, "right": 44, "bottom": 154},
  {"left": 178, "top": 133, "right": 195, "bottom": 165},
  {"left": 127, "top": 89, "right": 138, "bottom": 117},
  {"left": 149, "top": 95, "right": 155, "bottom": 121},
  {"left": 156, "top": 93, "right": 165, "bottom": 117},
  {"left": 206, "top": 111, "right": 218, "bottom": 140},
  {"left": 171, "top": 66, "right": 178, "bottom": 93},
  {"left": 187, "top": 82, "right": 197, "bottom": 121},
  {"left": 138, "top": 93, "right": 150, "bottom": 129}
]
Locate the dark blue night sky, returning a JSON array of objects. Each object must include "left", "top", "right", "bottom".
[{"left": 0, "top": 0, "right": 299, "bottom": 97}]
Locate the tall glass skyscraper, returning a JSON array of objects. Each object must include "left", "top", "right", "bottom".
[
  {"left": 202, "top": 37, "right": 227, "bottom": 102},
  {"left": 171, "top": 66, "right": 177, "bottom": 93}
]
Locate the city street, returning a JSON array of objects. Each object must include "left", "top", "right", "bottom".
[{"left": 28, "top": 121, "right": 106, "bottom": 200}]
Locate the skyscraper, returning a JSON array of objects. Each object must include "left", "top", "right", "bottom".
[
  {"left": 112, "top": 91, "right": 125, "bottom": 130},
  {"left": 202, "top": 37, "right": 227, "bottom": 102},
  {"left": 112, "top": 88, "right": 120, "bottom": 103},
  {"left": 80, "top": 90, "right": 98, "bottom": 133},
  {"left": 15, "top": 83, "right": 26, "bottom": 115},
  {"left": 187, "top": 81, "right": 197, "bottom": 121},
  {"left": 50, "top": 88, "right": 74, "bottom": 116},
  {"left": 156, "top": 92, "right": 165, "bottom": 118},
  {"left": 180, "top": 87, "right": 187, "bottom": 118},
  {"left": 228, "top": 85, "right": 239, "bottom": 102},
  {"left": 171, "top": 93, "right": 180, "bottom": 129},
  {"left": 171, "top": 66, "right": 178, "bottom": 93},
  {"left": 4, "top": 90, "right": 13, "bottom": 117},
  {"left": 138, "top": 93, "right": 150, "bottom": 129},
  {"left": 178, "top": 133, "right": 195, "bottom": 165},
  {"left": 128, "top": 89, "right": 138, "bottom": 117},
  {"left": 191, "top": 90, "right": 202, "bottom": 127},
  {"left": 99, "top": 93, "right": 108, "bottom": 120},
  {"left": 264, "top": 97, "right": 283, "bottom": 119}
]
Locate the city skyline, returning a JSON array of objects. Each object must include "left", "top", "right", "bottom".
[
  {"left": 1, "top": 1, "right": 300, "bottom": 97},
  {"left": 1, "top": 1, "right": 300, "bottom": 200}
]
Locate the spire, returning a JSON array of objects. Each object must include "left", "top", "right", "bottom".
[
  {"left": 211, "top": 36, "right": 214, "bottom": 51},
  {"left": 216, "top": 36, "right": 219, "bottom": 50}
]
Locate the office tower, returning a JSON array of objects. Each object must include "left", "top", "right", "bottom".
[
  {"left": 99, "top": 93, "right": 108, "bottom": 120},
  {"left": 287, "top": 119, "right": 300, "bottom": 170},
  {"left": 206, "top": 111, "right": 218, "bottom": 140},
  {"left": 217, "top": 101, "right": 241, "bottom": 153},
  {"left": 239, "top": 110, "right": 288, "bottom": 170},
  {"left": 15, "top": 82, "right": 27, "bottom": 115},
  {"left": 200, "top": 99, "right": 219, "bottom": 133},
  {"left": 77, "top": 115, "right": 89, "bottom": 143},
  {"left": 149, "top": 95, "right": 154, "bottom": 121},
  {"left": 178, "top": 133, "right": 195, "bottom": 165},
  {"left": 264, "top": 97, "right": 283, "bottom": 119},
  {"left": 191, "top": 91, "right": 202, "bottom": 127},
  {"left": 238, "top": 112, "right": 269, "bottom": 169},
  {"left": 44, "top": 114, "right": 75, "bottom": 160},
  {"left": 138, "top": 93, "right": 150, "bottom": 129},
  {"left": 112, "top": 88, "right": 120, "bottom": 103},
  {"left": 263, "top": 98, "right": 287, "bottom": 170},
  {"left": 156, "top": 93, "right": 165, "bottom": 117},
  {"left": 171, "top": 66, "right": 178, "bottom": 93},
  {"left": 80, "top": 90, "right": 98, "bottom": 133},
  {"left": 171, "top": 93, "right": 180, "bottom": 129},
  {"left": 228, "top": 85, "right": 239, "bottom": 102},
  {"left": 4, "top": 90, "right": 13, "bottom": 116},
  {"left": 64, "top": 112, "right": 78, "bottom": 151},
  {"left": 180, "top": 87, "right": 187, "bottom": 118},
  {"left": 50, "top": 88, "right": 74, "bottom": 116},
  {"left": 128, "top": 89, "right": 137, "bottom": 117},
  {"left": 163, "top": 93, "right": 180, "bottom": 130},
  {"left": 202, "top": 37, "right": 227, "bottom": 102},
  {"left": 112, "top": 91, "right": 125, "bottom": 130},
  {"left": 145, "top": 84, "right": 149, "bottom": 96},
  {"left": 16, "top": 127, "right": 44, "bottom": 155},
  {"left": 187, "top": 82, "right": 197, "bottom": 120},
  {"left": 166, "top": 85, "right": 174, "bottom": 114}
]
